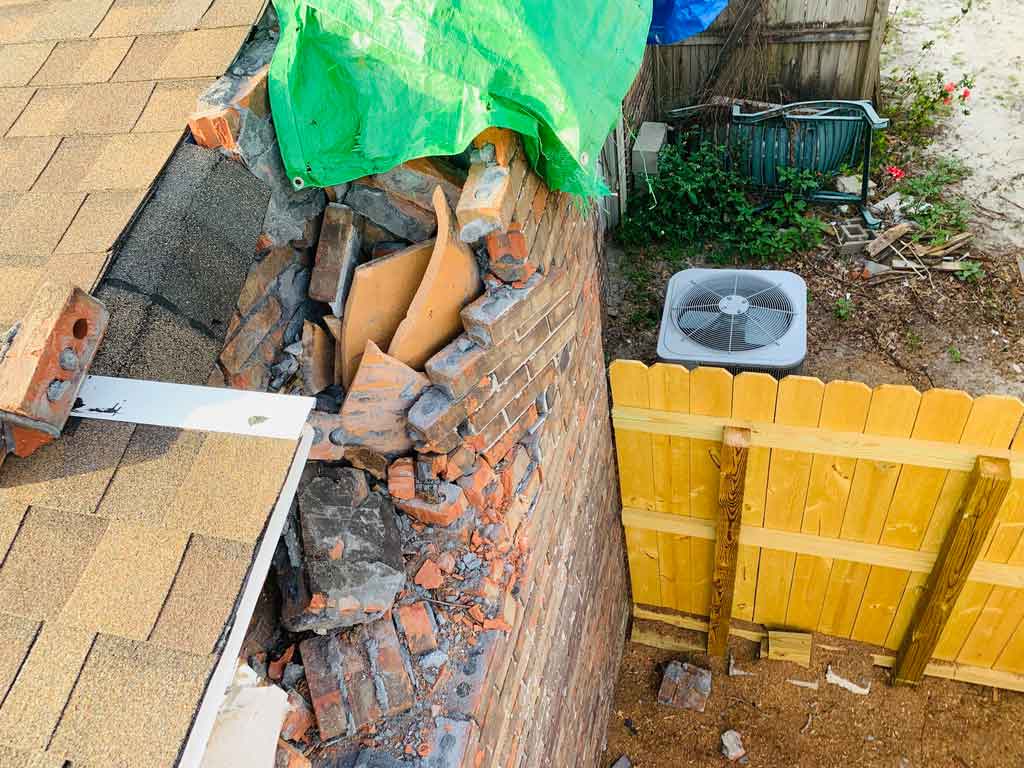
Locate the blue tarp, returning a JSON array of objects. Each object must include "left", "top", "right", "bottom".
[{"left": 648, "top": 0, "right": 729, "bottom": 44}]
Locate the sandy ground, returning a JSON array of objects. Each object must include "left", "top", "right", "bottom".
[{"left": 884, "top": 0, "right": 1024, "bottom": 250}]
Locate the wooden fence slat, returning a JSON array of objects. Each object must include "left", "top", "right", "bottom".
[
  {"left": 730, "top": 373, "right": 778, "bottom": 622},
  {"left": 610, "top": 361, "right": 661, "bottom": 607},
  {"left": 894, "top": 456, "right": 1013, "bottom": 685},
  {"left": 818, "top": 385, "right": 920, "bottom": 637},
  {"left": 649, "top": 363, "right": 691, "bottom": 613},
  {"left": 708, "top": 427, "right": 750, "bottom": 656},
  {"left": 860, "top": 0, "right": 891, "bottom": 98},
  {"left": 789, "top": 380, "right": 872, "bottom": 631},
  {"left": 687, "top": 368, "right": 733, "bottom": 615},
  {"left": 984, "top": 422, "right": 1024, "bottom": 563},
  {"left": 852, "top": 389, "right": 974, "bottom": 646},
  {"left": 756, "top": 376, "right": 825, "bottom": 626}
]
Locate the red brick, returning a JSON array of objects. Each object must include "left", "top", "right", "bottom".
[
  {"left": 486, "top": 223, "right": 535, "bottom": 284},
  {"left": 425, "top": 335, "right": 502, "bottom": 400},
  {"left": 280, "top": 690, "right": 316, "bottom": 744},
  {"left": 414, "top": 559, "right": 444, "bottom": 589},
  {"left": 505, "top": 363, "right": 555, "bottom": 425},
  {"left": 407, "top": 387, "right": 468, "bottom": 446},
  {"left": 457, "top": 458, "right": 498, "bottom": 511},
  {"left": 388, "top": 457, "right": 415, "bottom": 500},
  {"left": 444, "top": 445, "right": 478, "bottom": 481},
  {"left": 460, "top": 268, "right": 568, "bottom": 349},
  {"left": 482, "top": 406, "right": 539, "bottom": 466},
  {"left": 467, "top": 363, "right": 530, "bottom": 431},
  {"left": 396, "top": 483, "right": 469, "bottom": 527},
  {"left": 310, "top": 203, "right": 360, "bottom": 313},
  {"left": 189, "top": 66, "right": 269, "bottom": 154},
  {"left": 299, "top": 634, "right": 348, "bottom": 740},
  {"left": 526, "top": 312, "right": 577, "bottom": 379},
  {"left": 220, "top": 295, "right": 282, "bottom": 374},
  {"left": 396, "top": 602, "right": 439, "bottom": 655},
  {"left": 276, "top": 739, "right": 311, "bottom": 768},
  {"left": 365, "top": 615, "right": 416, "bottom": 715}
]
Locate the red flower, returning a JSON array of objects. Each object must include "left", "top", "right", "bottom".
[
  {"left": 885, "top": 165, "right": 906, "bottom": 180},
  {"left": 944, "top": 81, "right": 957, "bottom": 93},
  {"left": 943, "top": 95, "right": 953, "bottom": 106},
  {"left": 961, "top": 87, "right": 971, "bottom": 99}
]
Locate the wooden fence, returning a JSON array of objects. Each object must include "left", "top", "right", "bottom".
[
  {"left": 651, "top": 0, "right": 890, "bottom": 113},
  {"left": 611, "top": 361, "right": 1024, "bottom": 689}
]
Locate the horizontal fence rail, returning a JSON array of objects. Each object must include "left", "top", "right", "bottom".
[{"left": 611, "top": 361, "right": 1024, "bottom": 688}]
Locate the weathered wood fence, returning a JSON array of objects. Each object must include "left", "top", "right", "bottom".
[
  {"left": 612, "top": 361, "right": 1024, "bottom": 689},
  {"left": 652, "top": 0, "right": 890, "bottom": 112}
]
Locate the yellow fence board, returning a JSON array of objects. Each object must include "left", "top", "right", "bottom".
[
  {"left": 613, "top": 362, "right": 1024, "bottom": 682},
  {"left": 756, "top": 377, "right": 824, "bottom": 627},
  {"left": 789, "top": 380, "right": 871, "bottom": 630},
  {"left": 730, "top": 373, "right": 778, "bottom": 621}
]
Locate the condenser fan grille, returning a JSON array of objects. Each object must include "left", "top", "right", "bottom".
[{"left": 674, "top": 274, "right": 794, "bottom": 352}]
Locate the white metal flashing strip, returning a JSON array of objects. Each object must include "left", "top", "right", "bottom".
[
  {"left": 178, "top": 425, "right": 314, "bottom": 768},
  {"left": 72, "top": 375, "right": 315, "bottom": 440}
]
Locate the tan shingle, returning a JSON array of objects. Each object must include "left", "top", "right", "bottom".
[
  {"left": 96, "top": 426, "right": 205, "bottom": 527},
  {"left": 7, "top": 82, "right": 153, "bottom": 137},
  {"left": 0, "top": 623, "right": 95, "bottom": 751},
  {"left": 0, "top": 86, "right": 34, "bottom": 135},
  {"left": 92, "top": 0, "right": 213, "bottom": 39},
  {"left": 38, "top": 250, "right": 108, "bottom": 293},
  {"left": 131, "top": 77, "right": 212, "bottom": 133},
  {"left": 33, "top": 131, "right": 179, "bottom": 193},
  {"left": 0, "top": 190, "right": 84, "bottom": 257},
  {"left": 0, "top": 420, "right": 135, "bottom": 513},
  {"left": 0, "top": 136, "right": 59, "bottom": 193},
  {"left": 166, "top": 432, "right": 298, "bottom": 542},
  {"left": 55, "top": 188, "right": 145, "bottom": 253},
  {"left": 58, "top": 521, "right": 189, "bottom": 639},
  {"left": 30, "top": 37, "right": 135, "bottom": 86},
  {"left": 0, "top": 746, "right": 67, "bottom": 768},
  {"left": 0, "top": 498, "right": 27, "bottom": 563},
  {"left": 0, "top": 42, "right": 54, "bottom": 86},
  {"left": 0, "top": 613, "right": 39, "bottom": 701},
  {"left": 0, "top": 508, "right": 107, "bottom": 622},
  {"left": 0, "top": 265, "right": 41, "bottom": 329},
  {"left": 113, "top": 27, "right": 251, "bottom": 82},
  {"left": 149, "top": 535, "right": 255, "bottom": 654},
  {"left": 50, "top": 634, "right": 214, "bottom": 767},
  {"left": 0, "top": 0, "right": 112, "bottom": 45},
  {"left": 200, "top": 0, "right": 269, "bottom": 29}
]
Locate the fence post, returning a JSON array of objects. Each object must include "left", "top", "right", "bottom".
[
  {"left": 893, "top": 456, "right": 1012, "bottom": 685},
  {"left": 860, "top": 0, "right": 892, "bottom": 100},
  {"left": 708, "top": 426, "right": 750, "bottom": 656}
]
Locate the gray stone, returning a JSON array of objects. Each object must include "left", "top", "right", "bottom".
[
  {"left": 836, "top": 174, "right": 876, "bottom": 196},
  {"left": 284, "top": 471, "right": 405, "bottom": 633},
  {"left": 721, "top": 730, "right": 746, "bottom": 762},
  {"left": 282, "top": 662, "right": 305, "bottom": 689},
  {"left": 610, "top": 757, "right": 632, "bottom": 768},
  {"left": 343, "top": 183, "right": 437, "bottom": 242},
  {"left": 420, "top": 650, "right": 447, "bottom": 669},
  {"left": 657, "top": 661, "right": 712, "bottom": 712},
  {"left": 354, "top": 749, "right": 408, "bottom": 768}
]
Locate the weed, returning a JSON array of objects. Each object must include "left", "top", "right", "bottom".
[
  {"left": 948, "top": 345, "right": 963, "bottom": 363},
  {"left": 620, "top": 140, "right": 826, "bottom": 263},
  {"left": 905, "top": 329, "right": 923, "bottom": 351},
  {"left": 896, "top": 157, "right": 971, "bottom": 244},
  {"left": 955, "top": 259, "right": 985, "bottom": 283},
  {"left": 834, "top": 297, "right": 854, "bottom": 320}
]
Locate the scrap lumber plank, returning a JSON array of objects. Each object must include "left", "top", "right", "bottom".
[
  {"left": 866, "top": 222, "right": 912, "bottom": 257},
  {"left": 630, "top": 624, "right": 705, "bottom": 654},
  {"left": 633, "top": 605, "right": 766, "bottom": 643},
  {"left": 708, "top": 426, "right": 750, "bottom": 656},
  {"left": 766, "top": 630, "right": 812, "bottom": 668},
  {"left": 893, "top": 456, "right": 1012, "bottom": 685}
]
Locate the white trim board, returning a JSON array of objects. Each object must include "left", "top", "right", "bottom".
[
  {"left": 178, "top": 424, "right": 314, "bottom": 768},
  {"left": 72, "top": 375, "right": 315, "bottom": 440}
]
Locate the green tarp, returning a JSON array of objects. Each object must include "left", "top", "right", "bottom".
[{"left": 268, "top": 0, "right": 652, "bottom": 198}]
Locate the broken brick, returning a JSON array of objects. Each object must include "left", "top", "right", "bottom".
[
  {"left": 473, "top": 127, "right": 520, "bottom": 167},
  {"left": 396, "top": 483, "right": 469, "bottom": 527},
  {"left": 387, "top": 457, "right": 415, "bottom": 501},
  {"left": 424, "top": 335, "right": 501, "bottom": 400},
  {"left": 456, "top": 162, "right": 512, "bottom": 243},
  {"left": 456, "top": 459, "right": 498, "bottom": 511},
  {"left": 281, "top": 690, "right": 316, "bottom": 744},
  {"left": 657, "top": 661, "right": 712, "bottom": 712},
  {"left": 276, "top": 739, "right": 311, "bottom": 768},
  {"left": 334, "top": 340, "right": 429, "bottom": 459},
  {"left": 407, "top": 387, "right": 468, "bottom": 449},
  {"left": 414, "top": 559, "right": 444, "bottom": 589},
  {"left": 310, "top": 203, "right": 361, "bottom": 315},
  {"left": 268, "top": 645, "right": 295, "bottom": 682},
  {"left": 459, "top": 268, "right": 569, "bottom": 348},
  {"left": 485, "top": 223, "right": 535, "bottom": 284},
  {"left": 363, "top": 157, "right": 465, "bottom": 213},
  {"left": 188, "top": 65, "right": 269, "bottom": 154},
  {"left": 220, "top": 295, "right": 282, "bottom": 374},
  {"left": 395, "top": 602, "right": 439, "bottom": 655},
  {"left": 443, "top": 445, "right": 477, "bottom": 481},
  {"left": 482, "top": 405, "right": 539, "bottom": 466},
  {"left": 300, "top": 321, "right": 335, "bottom": 395},
  {"left": 388, "top": 187, "right": 482, "bottom": 370},
  {"left": 343, "top": 183, "right": 437, "bottom": 243}
]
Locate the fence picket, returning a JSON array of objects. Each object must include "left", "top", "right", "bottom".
[
  {"left": 610, "top": 361, "right": 660, "bottom": 606},
  {"left": 788, "top": 380, "right": 871, "bottom": 630},
  {"left": 754, "top": 376, "right": 824, "bottom": 626},
  {"left": 730, "top": 373, "right": 779, "bottom": 621}
]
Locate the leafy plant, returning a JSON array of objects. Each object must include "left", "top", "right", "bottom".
[
  {"left": 905, "top": 329, "right": 923, "bottom": 350},
  {"left": 948, "top": 345, "right": 963, "bottom": 363},
  {"left": 620, "top": 141, "right": 826, "bottom": 263},
  {"left": 897, "top": 157, "right": 971, "bottom": 244},
  {"left": 955, "top": 259, "right": 985, "bottom": 283},
  {"left": 834, "top": 297, "right": 854, "bottom": 320}
]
